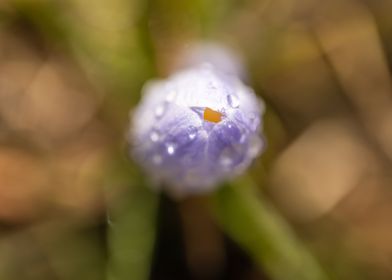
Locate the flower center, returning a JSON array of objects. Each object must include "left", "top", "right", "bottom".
[{"left": 203, "top": 107, "right": 222, "bottom": 123}]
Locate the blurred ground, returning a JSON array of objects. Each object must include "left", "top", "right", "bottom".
[{"left": 1, "top": 0, "right": 392, "bottom": 279}]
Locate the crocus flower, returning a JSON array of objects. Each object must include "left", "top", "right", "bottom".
[{"left": 129, "top": 53, "right": 265, "bottom": 196}]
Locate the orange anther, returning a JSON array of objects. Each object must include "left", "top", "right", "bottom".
[{"left": 203, "top": 107, "right": 222, "bottom": 123}]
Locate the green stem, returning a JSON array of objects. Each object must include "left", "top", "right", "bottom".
[
  {"left": 211, "top": 177, "right": 329, "bottom": 280},
  {"left": 106, "top": 158, "right": 158, "bottom": 280}
]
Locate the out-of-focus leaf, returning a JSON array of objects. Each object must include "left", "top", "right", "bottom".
[
  {"left": 0, "top": 221, "right": 105, "bottom": 280},
  {"left": 64, "top": 0, "right": 153, "bottom": 95},
  {"left": 211, "top": 176, "right": 329, "bottom": 280},
  {"left": 10, "top": 0, "right": 69, "bottom": 46},
  {"left": 11, "top": 0, "right": 154, "bottom": 127}
]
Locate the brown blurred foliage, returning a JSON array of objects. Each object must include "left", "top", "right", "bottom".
[{"left": 0, "top": 23, "right": 108, "bottom": 223}]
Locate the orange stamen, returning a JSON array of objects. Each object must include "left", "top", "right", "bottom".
[{"left": 203, "top": 107, "right": 222, "bottom": 123}]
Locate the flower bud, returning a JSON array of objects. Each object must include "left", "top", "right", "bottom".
[{"left": 129, "top": 61, "right": 265, "bottom": 196}]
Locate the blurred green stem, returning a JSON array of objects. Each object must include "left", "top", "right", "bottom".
[
  {"left": 211, "top": 177, "right": 329, "bottom": 280},
  {"left": 106, "top": 158, "right": 158, "bottom": 280}
]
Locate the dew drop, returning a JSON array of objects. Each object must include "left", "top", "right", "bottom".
[
  {"left": 248, "top": 136, "right": 262, "bottom": 157},
  {"left": 188, "top": 126, "right": 198, "bottom": 140},
  {"left": 150, "top": 130, "right": 160, "bottom": 142},
  {"left": 188, "top": 132, "right": 196, "bottom": 140},
  {"left": 189, "top": 133, "right": 196, "bottom": 140},
  {"left": 155, "top": 103, "right": 166, "bottom": 118},
  {"left": 166, "top": 142, "right": 176, "bottom": 155},
  {"left": 249, "top": 113, "right": 260, "bottom": 130},
  {"left": 166, "top": 91, "right": 176, "bottom": 102},
  {"left": 219, "top": 146, "right": 235, "bottom": 167},
  {"left": 227, "top": 94, "right": 240, "bottom": 108},
  {"left": 219, "top": 144, "right": 243, "bottom": 168}
]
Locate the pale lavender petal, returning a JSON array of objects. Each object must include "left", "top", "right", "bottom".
[{"left": 128, "top": 62, "right": 265, "bottom": 196}]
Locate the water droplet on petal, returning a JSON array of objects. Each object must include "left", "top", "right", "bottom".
[
  {"left": 166, "top": 91, "right": 176, "bottom": 102},
  {"left": 248, "top": 136, "right": 262, "bottom": 157},
  {"left": 155, "top": 103, "right": 166, "bottom": 118},
  {"left": 219, "top": 145, "right": 239, "bottom": 168},
  {"left": 188, "top": 126, "right": 198, "bottom": 140},
  {"left": 189, "top": 133, "right": 196, "bottom": 140},
  {"left": 227, "top": 94, "right": 240, "bottom": 108},
  {"left": 249, "top": 113, "right": 260, "bottom": 130},
  {"left": 150, "top": 130, "right": 160, "bottom": 142},
  {"left": 166, "top": 142, "right": 176, "bottom": 155}
]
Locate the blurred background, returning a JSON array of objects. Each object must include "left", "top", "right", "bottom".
[{"left": 1, "top": 0, "right": 392, "bottom": 279}]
